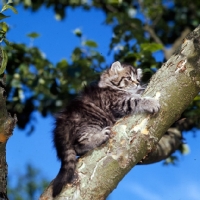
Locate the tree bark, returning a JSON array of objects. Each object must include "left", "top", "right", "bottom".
[
  {"left": 40, "top": 25, "right": 200, "bottom": 200},
  {"left": 0, "top": 67, "right": 17, "bottom": 199}
]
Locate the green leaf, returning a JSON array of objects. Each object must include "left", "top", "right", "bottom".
[
  {"left": 56, "top": 59, "right": 68, "bottom": 69},
  {"left": 27, "top": 32, "right": 40, "bottom": 39},
  {"left": 0, "top": 33, "right": 5, "bottom": 42},
  {"left": 164, "top": 156, "right": 178, "bottom": 165},
  {"left": 24, "top": 0, "right": 32, "bottom": 6},
  {"left": 108, "top": 0, "right": 122, "bottom": 4},
  {"left": 141, "top": 43, "right": 163, "bottom": 52},
  {"left": 194, "top": 95, "right": 200, "bottom": 101},
  {"left": 180, "top": 144, "right": 190, "bottom": 155},
  {"left": 3, "top": 38, "right": 10, "bottom": 46},
  {"left": 0, "top": 22, "right": 8, "bottom": 32},
  {"left": 55, "top": 13, "right": 62, "bottom": 21},
  {"left": 0, "top": 13, "right": 10, "bottom": 20},
  {"left": 7, "top": 0, "right": 13, "bottom": 4},
  {"left": 0, "top": 48, "right": 8, "bottom": 75},
  {"left": 1, "top": 4, "right": 18, "bottom": 14},
  {"left": 84, "top": 40, "right": 98, "bottom": 48}
]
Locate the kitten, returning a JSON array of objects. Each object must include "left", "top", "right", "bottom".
[{"left": 52, "top": 61, "right": 160, "bottom": 197}]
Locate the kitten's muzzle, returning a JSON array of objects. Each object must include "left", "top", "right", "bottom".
[{"left": 133, "top": 80, "right": 140, "bottom": 86}]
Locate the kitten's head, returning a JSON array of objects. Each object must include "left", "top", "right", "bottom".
[{"left": 99, "top": 61, "right": 142, "bottom": 91}]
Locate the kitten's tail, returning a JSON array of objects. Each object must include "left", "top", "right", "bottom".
[{"left": 52, "top": 148, "right": 76, "bottom": 197}]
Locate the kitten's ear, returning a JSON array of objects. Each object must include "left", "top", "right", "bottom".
[
  {"left": 110, "top": 61, "right": 123, "bottom": 74},
  {"left": 137, "top": 68, "right": 143, "bottom": 81}
]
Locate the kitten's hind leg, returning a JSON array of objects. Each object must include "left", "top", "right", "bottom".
[{"left": 75, "top": 126, "right": 111, "bottom": 156}]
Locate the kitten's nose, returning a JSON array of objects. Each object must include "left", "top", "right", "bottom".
[{"left": 134, "top": 80, "right": 139, "bottom": 85}]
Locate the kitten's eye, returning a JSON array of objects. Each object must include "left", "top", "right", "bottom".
[{"left": 126, "top": 77, "right": 132, "bottom": 80}]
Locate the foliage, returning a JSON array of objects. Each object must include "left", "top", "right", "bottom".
[
  {"left": 3, "top": 0, "right": 200, "bottom": 135},
  {"left": 7, "top": 164, "right": 49, "bottom": 200},
  {"left": 0, "top": 0, "right": 17, "bottom": 75},
  {"left": 5, "top": 39, "right": 105, "bottom": 129}
]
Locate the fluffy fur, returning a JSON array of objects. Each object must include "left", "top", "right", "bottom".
[{"left": 52, "top": 61, "right": 160, "bottom": 197}]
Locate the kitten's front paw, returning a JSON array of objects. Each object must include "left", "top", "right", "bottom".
[
  {"left": 101, "top": 126, "right": 111, "bottom": 142},
  {"left": 144, "top": 97, "right": 160, "bottom": 114}
]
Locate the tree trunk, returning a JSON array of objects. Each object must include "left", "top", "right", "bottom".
[
  {"left": 40, "top": 25, "right": 200, "bottom": 200},
  {"left": 0, "top": 66, "right": 17, "bottom": 199}
]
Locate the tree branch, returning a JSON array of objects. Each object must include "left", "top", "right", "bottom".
[
  {"left": 138, "top": 128, "right": 182, "bottom": 164},
  {"left": 143, "top": 25, "right": 191, "bottom": 60},
  {"left": 0, "top": 74, "right": 17, "bottom": 199},
  {"left": 40, "top": 25, "right": 200, "bottom": 200},
  {"left": 164, "top": 27, "right": 191, "bottom": 60},
  {"left": 143, "top": 24, "right": 164, "bottom": 46}
]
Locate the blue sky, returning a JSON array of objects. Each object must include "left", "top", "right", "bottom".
[{"left": 4, "top": 4, "right": 200, "bottom": 200}]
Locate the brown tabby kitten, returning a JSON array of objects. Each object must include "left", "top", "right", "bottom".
[{"left": 52, "top": 61, "right": 160, "bottom": 197}]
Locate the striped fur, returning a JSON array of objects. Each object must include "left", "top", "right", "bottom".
[{"left": 52, "top": 61, "right": 160, "bottom": 197}]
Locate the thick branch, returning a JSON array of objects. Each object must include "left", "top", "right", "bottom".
[
  {"left": 0, "top": 75, "right": 17, "bottom": 199},
  {"left": 138, "top": 128, "right": 182, "bottom": 164},
  {"left": 40, "top": 25, "right": 200, "bottom": 200}
]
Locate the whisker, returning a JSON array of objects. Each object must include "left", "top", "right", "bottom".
[{"left": 141, "top": 83, "right": 148, "bottom": 88}]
